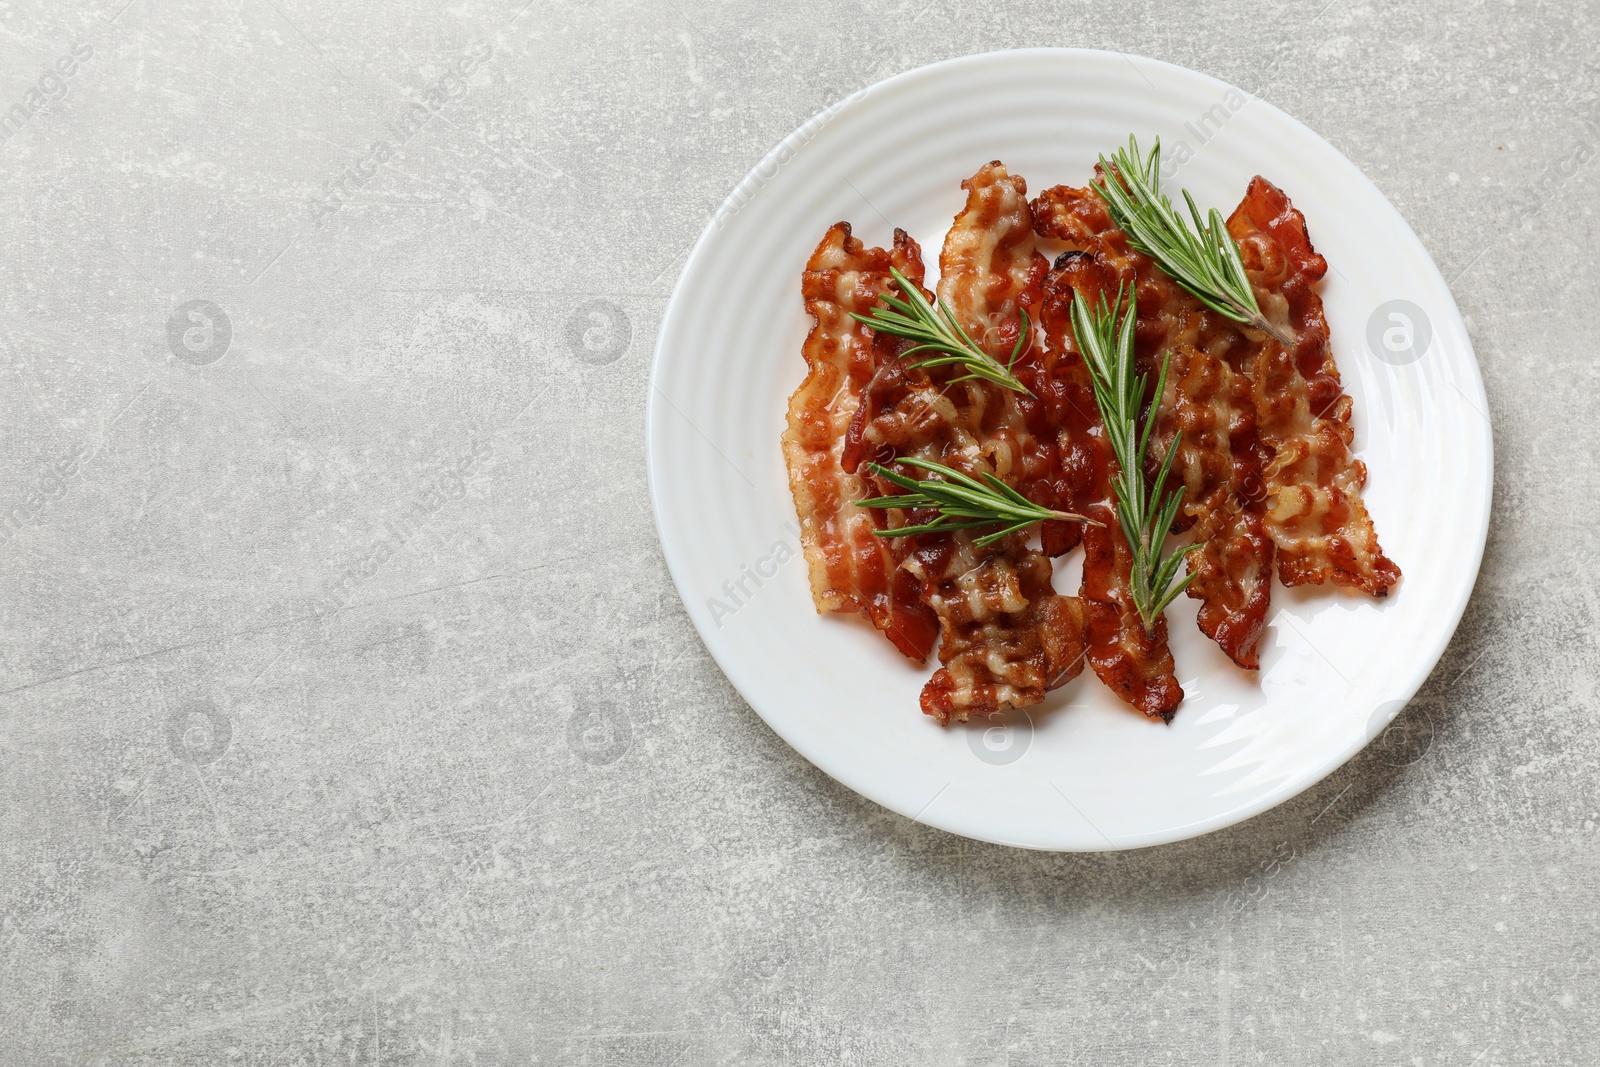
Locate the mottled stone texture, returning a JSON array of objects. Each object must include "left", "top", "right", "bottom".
[{"left": 0, "top": 0, "right": 1594, "bottom": 1063}]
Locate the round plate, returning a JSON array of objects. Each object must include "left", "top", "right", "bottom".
[{"left": 646, "top": 48, "right": 1492, "bottom": 850}]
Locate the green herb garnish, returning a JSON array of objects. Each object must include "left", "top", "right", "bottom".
[
  {"left": 1093, "top": 135, "right": 1294, "bottom": 346},
  {"left": 851, "top": 267, "right": 1032, "bottom": 394},
  {"left": 856, "top": 457, "right": 1096, "bottom": 549},
  {"left": 1069, "top": 284, "right": 1198, "bottom": 631}
]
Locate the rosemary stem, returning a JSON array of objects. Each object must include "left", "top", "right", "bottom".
[{"left": 1248, "top": 311, "right": 1297, "bottom": 347}]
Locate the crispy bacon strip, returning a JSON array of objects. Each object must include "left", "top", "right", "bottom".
[
  {"left": 1035, "top": 248, "right": 1183, "bottom": 718},
  {"left": 847, "top": 372, "right": 1078, "bottom": 723},
  {"left": 1034, "top": 182, "right": 1276, "bottom": 671},
  {"left": 938, "top": 161, "right": 1048, "bottom": 365},
  {"left": 901, "top": 532, "right": 1089, "bottom": 724},
  {"left": 787, "top": 167, "right": 1399, "bottom": 725},
  {"left": 913, "top": 163, "right": 1086, "bottom": 723},
  {"left": 1160, "top": 340, "right": 1275, "bottom": 669},
  {"left": 782, "top": 222, "right": 939, "bottom": 661},
  {"left": 1081, "top": 507, "right": 1183, "bottom": 718},
  {"left": 845, "top": 163, "right": 1087, "bottom": 724},
  {"left": 1227, "top": 178, "right": 1401, "bottom": 597}
]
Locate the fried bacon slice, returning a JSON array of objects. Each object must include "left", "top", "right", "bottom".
[
  {"left": 1227, "top": 178, "right": 1401, "bottom": 597},
  {"left": 786, "top": 162, "right": 1401, "bottom": 724},
  {"left": 902, "top": 532, "right": 1089, "bottom": 724},
  {"left": 1034, "top": 247, "right": 1183, "bottom": 718},
  {"left": 1081, "top": 507, "right": 1183, "bottom": 718},
  {"left": 937, "top": 162, "right": 1049, "bottom": 369},
  {"left": 843, "top": 162, "right": 1088, "bottom": 724},
  {"left": 1031, "top": 184, "right": 1183, "bottom": 366},
  {"left": 846, "top": 373, "right": 1087, "bottom": 723},
  {"left": 1034, "top": 182, "right": 1277, "bottom": 671},
  {"left": 1159, "top": 340, "right": 1276, "bottom": 669},
  {"left": 782, "top": 222, "right": 939, "bottom": 661}
]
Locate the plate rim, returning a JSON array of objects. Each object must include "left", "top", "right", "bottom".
[{"left": 645, "top": 46, "right": 1494, "bottom": 851}]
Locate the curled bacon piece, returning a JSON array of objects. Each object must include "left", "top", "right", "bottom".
[
  {"left": 845, "top": 162, "right": 1088, "bottom": 724},
  {"left": 1227, "top": 178, "right": 1401, "bottom": 597},
  {"left": 1035, "top": 250, "right": 1184, "bottom": 718},
  {"left": 1035, "top": 182, "right": 1277, "bottom": 671},
  {"left": 1081, "top": 507, "right": 1183, "bottom": 719},
  {"left": 782, "top": 222, "right": 939, "bottom": 661},
  {"left": 1159, "top": 340, "right": 1275, "bottom": 669},
  {"left": 901, "top": 532, "right": 1088, "bottom": 724},
  {"left": 785, "top": 166, "right": 1399, "bottom": 725},
  {"left": 938, "top": 162, "right": 1049, "bottom": 364},
  {"left": 1031, "top": 183, "right": 1178, "bottom": 365},
  {"left": 847, "top": 374, "right": 1088, "bottom": 724}
]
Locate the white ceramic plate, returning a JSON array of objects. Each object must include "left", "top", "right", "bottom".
[{"left": 646, "top": 49, "right": 1492, "bottom": 851}]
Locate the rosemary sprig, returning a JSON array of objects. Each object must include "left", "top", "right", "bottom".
[
  {"left": 1093, "top": 135, "right": 1295, "bottom": 347},
  {"left": 1069, "top": 284, "right": 1197, "bottom": 632},
  {"left": 856, "top": 457, "right": 1097, "bottom": 549},
  {"left": 850, "top": 267, "right": 1033, "bottom": 394}
]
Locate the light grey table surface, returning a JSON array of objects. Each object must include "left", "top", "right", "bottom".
[{"left": 1, "top": 0, "right": 1595, "bottom": 1064}]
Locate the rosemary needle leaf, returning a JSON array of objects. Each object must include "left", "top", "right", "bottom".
[
  {"left": 850, "top": 268, "right": 1034, "bottom": 395},
  {"left": 854, "top": 457, "right": 1098, "bottom": 547},
  {"left": 1093, "top": 135, "right": 1295, "bottom": 347},
  {"left": 1067, "top": 284, "right": 1199, "bottom": 633}
]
